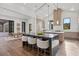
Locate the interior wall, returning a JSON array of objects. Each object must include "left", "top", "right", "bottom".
[
  {"left": 27, "top": 17, "right": 36, "bottom": 34},
  {"left": 29, "top": 10, "right": 79, "bottom": 33},
  {"left": 0, "top": 6, "right": 78, "bottom": 34},
  {"left": 36, "top": 18, "right": 44, "bottom": 33},
  {"left": 61, "top": 11, "right": 79, "bottom": 32},
  {"left": 14, "top": 19, "right": 28, "bottom": 33},
  {"left": 3, "top": 22, "right": 9, "bottom": 32},
  {"left": 52, "top": 11, "right": 79, "bottom": 32},
  {"left": 0, "top": 15, "right": 27, "bottom": 33},
  {"left": 0, "top": 24, "right": 3, "bottom": 32},
  {"left": 44, "top": 16, "right": 52, "bottom": 31}
]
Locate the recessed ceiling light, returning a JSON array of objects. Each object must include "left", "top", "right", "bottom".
[
  {"left": 24, "top": 3, "right": 26, "bottom": 5},
  {"left": 70, "top": 8, "right": 75, "bottom": 11},
  {"left": 46, "top": 15, "right": 48, "bottom": 16}
]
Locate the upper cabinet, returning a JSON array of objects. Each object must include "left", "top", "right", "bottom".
[{"left": 53, "top": 8, "right": 62, "bottom": 25}]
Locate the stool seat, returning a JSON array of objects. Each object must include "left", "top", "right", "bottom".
[
  {"left": 37, "top": 38, "right": 49, "bottom": 55},
  {"left": 28, "top": 37, "right": 36, "bottom": 45},
  {"left": 27, "top": 37, "right": 37, "bottom": 53},
  {"left": 22, "top": 36, "right": 28, "bottom": 41},
  {"left": 22, "top": 36, "right": 28, "bottom": 48},
  {"left": 37, "top": 38, "right": 49, "bottom": 49}
]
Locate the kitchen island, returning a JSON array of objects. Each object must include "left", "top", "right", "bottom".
[
  {"left": 23, "top": 33, "right": 59, "bottom": 56},
  {"left": 44, "top": 31, "right": 64, "bottom": 44}
]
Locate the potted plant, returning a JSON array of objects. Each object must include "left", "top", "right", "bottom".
[{"left": 37, "top": 32, "right": 44, "bottom": 35}]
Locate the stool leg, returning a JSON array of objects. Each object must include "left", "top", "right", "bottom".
[
  {"left": 32, "top": 45, "right": 37, "bottom": 55},
  {"left": 27, "top": 44, "right": 33, "bottom": 51},
  {"left": 31, "top": 45, "right": 34, "bottom": 52},
  {"left": 28, "top": 44, "right": 30, "bottom": 50},
  {"left": 26, "top": 42, "right": 28, "bottom": 49},
  {"left": 37, "top": 48, "right": 39, "bottom": 56},
  {"left": 22, "top": 42, "right": 25, "bottom": 48},
  {"left": 44, "top": 50, "right": 46, "bottom": 56}
]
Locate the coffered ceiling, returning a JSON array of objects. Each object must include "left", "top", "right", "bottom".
[{"left": 0, "top": 3, "right": 78, "bottom": 20}]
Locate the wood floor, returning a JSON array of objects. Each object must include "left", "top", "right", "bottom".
[
  {"left": 56, "top": 39, "right": 79, "bottom": 56},
  {"left": 0, "top": 37, "right": 37, "bottom": 56},
  {"left": 0, "top": 37, "right": 79, "bottom": 56}
]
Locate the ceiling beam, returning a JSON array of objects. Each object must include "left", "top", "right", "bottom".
[
  {"left": 0, "top": 6, "right": 31, "bottom": 19},
  {"left": 36, "top": 3, "right": 47, "bottom": 12},
  {"left": 0, "top": 13, "right": 28, "bottom": 19}
]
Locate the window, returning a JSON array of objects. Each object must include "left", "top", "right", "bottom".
[
  {"left": 49, "top": 20, "right": 53, "bottom": 30},
  {"left": 22, "top": 22, "right": 26, "bottom": 33},
  {"left": 63, "top": 18, "right": 71, "bottom": 30},
  {"left": 9, "top": 21, "right": 14, "bottom": 33},
  {"left": 29, "top": 24, "right": 32, "bottom": 33},
  {"left": 5, "top": 22, "right": 9, "bottom": 32}
]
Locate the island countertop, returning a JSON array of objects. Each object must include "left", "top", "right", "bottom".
[
  {"left": 44, "top": 30, "right": 64, "bottom": 34},
  {"left": 44, "top": 30, "right": 64, "bottom": 43},
  {"left": 23, "top": 33, "right": 58, "bottom": 40}
]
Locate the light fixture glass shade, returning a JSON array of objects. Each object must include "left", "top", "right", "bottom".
[{"left": 57, "top": 20, "right": 59, "bottom": 24}]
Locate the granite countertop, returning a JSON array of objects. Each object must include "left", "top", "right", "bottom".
[
  {"left": 44, "top": 30, "right": 64, "bottom": 34},
  {"left": 23, "top": 33, "right": 58, "bottom": 39}
]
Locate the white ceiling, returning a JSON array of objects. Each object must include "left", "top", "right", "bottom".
[
  {"left": 0, "top": 3, "right": 79, "bottom": 19},
  {"left": 56, "top": 3, "right": 79, "bottom": 11},
  {"left": 0, "top": 19, "right": 8, "bottom": 24}
]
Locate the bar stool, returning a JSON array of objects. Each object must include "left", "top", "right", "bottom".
[
  {"left": 37, "top": 38, "right": 49, "bottom": 56},
  {"left": 27, "top": 37, "right": 37, "bottom": 51},
  {"left": 22, "top": 36, "right": 28, "bottom": 47}
]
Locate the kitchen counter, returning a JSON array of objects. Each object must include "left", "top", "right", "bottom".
[
  {"left": 23, "top": 33, "right": 58, "bottom": 40},
  {"left": 44, "top": 30, "right": 64, "bottom": 34},
  {"left": 44, "top": 30, "right": 64, "bottom": 43},
  {"left": 23, "top": 33, "right": 59, "bottom": 56}
]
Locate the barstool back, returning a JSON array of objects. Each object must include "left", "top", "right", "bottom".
[
  {"left": 28, "top": 37, "right": 36, "bottom": 44},
  {"left": 37, "top": 38, "right": 49, "bottom": 49},
  {"left": 22, "top": 36, "right": 28, "bottom": 41}
]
